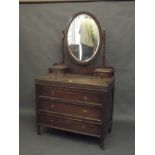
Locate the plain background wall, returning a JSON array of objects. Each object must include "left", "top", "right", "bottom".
[{"left": 19, "top": 1, "right": 135, "bottom": 121}]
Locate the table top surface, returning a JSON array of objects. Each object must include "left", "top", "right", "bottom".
[{"left": 36, "top": 73, "right": 114, "bottom": 88}]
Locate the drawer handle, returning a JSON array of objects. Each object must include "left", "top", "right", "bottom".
[
  {"left": 83, "top": 96, "right": 88, "bottom": 100},
  {"left": 81, "top": 125, "right": 86, "bottom": 129},
  {"left": 50, "top": 91, "right": 54, "bottom": 95},
  {"left": 50, "top": 104, "right": 55, "bottom": 109},
  {"left": 50, "top": 119, "right": 54, "bottom": 123},
  {"left": 82, "top": 109, "right": 87, "bottom": 114}
]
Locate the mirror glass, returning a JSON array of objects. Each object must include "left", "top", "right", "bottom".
[{"left": 67, "top": 14, "right": 100, "bottom": 63}]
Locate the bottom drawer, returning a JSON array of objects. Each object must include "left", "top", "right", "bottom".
[{"left": 38, "top": 114, "right": 101, "bottom": 137}]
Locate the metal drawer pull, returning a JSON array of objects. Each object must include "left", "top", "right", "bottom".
[
  {"left": 50, "top": 119, "right": 54, "bottom": 123},
  {"left": 50, "top": 91, "right": 54, "bottom": 95},
  {"left": 82, "top": 109, "right": 87, "bottom": 113},
  {"left": 81, "top": 125, "right": 86, "bottom": 129},
  {"left": 83, "top": 96, "right": 88, "bottom": 100},
  {"left": 50, "top": 105, "right": 55, "bottom": 109}
]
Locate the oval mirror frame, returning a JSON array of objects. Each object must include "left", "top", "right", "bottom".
[{"left": 66, "top": 11, "right": 103, "bottom": 65}]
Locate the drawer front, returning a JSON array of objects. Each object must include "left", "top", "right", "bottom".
[
  {"left": 38, "top": 99, "right": 101, "bottom": 120},
  {"left": 38, "top": 114, "right": 101, "bottom": 136},
  {"left": 38, "top": 86, "right": 102, "bottom": 103}
]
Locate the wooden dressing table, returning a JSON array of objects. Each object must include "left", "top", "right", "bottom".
[{"left": 35, "top": 11, "right": 114, "bottom": 149}]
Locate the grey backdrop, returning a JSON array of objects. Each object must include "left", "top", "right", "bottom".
[
  {"left": 19, "top": 1, "right": 135, "bottom": 155},
  {"left": 20, "top": 1, "right": 135, "bottom": 121}
]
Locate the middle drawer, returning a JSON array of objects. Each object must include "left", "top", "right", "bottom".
[{"left": 38, "top": 98, "right": 101, "bottom": 120}]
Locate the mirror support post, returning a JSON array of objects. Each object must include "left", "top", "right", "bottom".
[
  {"left": 102, "top": 30, "right": 106, "bottom": 66},
  {"left": 61, "top": 30, "right": 65, "bottom": 64}
]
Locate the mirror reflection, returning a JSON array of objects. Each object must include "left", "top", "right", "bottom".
[{"left": 67, "top": 14, "right": 99, "bottom": 61}]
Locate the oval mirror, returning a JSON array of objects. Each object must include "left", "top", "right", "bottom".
[{"left": 66, "top": 11, "right": 102, "bottom": 65}]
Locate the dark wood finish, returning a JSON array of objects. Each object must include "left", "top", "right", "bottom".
[
  {"left": 102, "top": 30, "right": 106, "bottom": 66},
  {"left": 35, "top": 11, "right": 114, "bottom": 149},
  {"left": 49, "top": 66, "right": 114, "bottom": 76},
  {"left": 94, "top": 67, "right": 114, "bottom": 78},
  {"left": 35, "top": 73, "right": 114, "bottom": 149},
  {"left": 38, "top": 97, "right": 102, "bottom": 120},
  {"left": 38, "top": 86, "right": 102, "bottom": 103},
  {"left": 61, "top": 30, "right": 65, "bottom": 64},
  {"left": 38, "top": 113, "right": 101, "bottom": 136}
]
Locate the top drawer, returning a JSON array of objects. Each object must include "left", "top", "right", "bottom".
[{"left": 37, "top": 85, "right": 102, "bottom": 104}]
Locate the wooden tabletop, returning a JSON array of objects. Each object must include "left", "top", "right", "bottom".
[{"left": 36, "top": 73, "right": 114, "bottom": 90}]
